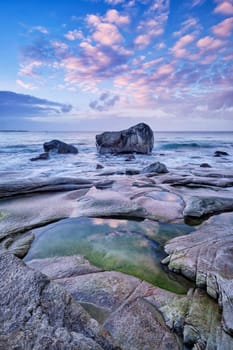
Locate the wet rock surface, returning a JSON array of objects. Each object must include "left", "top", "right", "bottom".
[
  {"left": 164, "top": 212, "right": 233, "bottom": 336},
  {"left": 96, "top": 123, "right": 154, "bottom": 155}
]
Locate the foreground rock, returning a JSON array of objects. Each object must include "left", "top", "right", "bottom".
[
  {"left": 0, "top": 253, "right": 118, "bottom": 350},
  {"left": 163, "top": 212, "right": 233, "bottom": 336},
  {"left": 27, "top": 255, "right": 233, "bottom": 350},
  {"left": 43, "top": 139, "right": 78, "bottom": 154},
  {"left": 96, "top": 123, "right": 154, "bottom": 154}
]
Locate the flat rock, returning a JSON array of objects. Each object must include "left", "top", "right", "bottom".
[
  {"left": 27, "top": 255, "right": 103, "bottom": 280},
  {"left": 184, "top": 195, "right": 233, "bottom": 218},
  {"left": 0, "top": 253, "right": 118, "bottom": 350},
  {"left": 0, "top": 190, "right": 88, "bottom": 238},
  {"left": 164, "top": 212, "right": 233, "bottom": 336},
  {"left": 76, "top": 187, "right": 147, "bottom": 219},
  {"left": 0, "top": 176, "right": 93, "bottom": 198},
  {"left": 133, "top": 189, "right": 184, "bottom": 222}
]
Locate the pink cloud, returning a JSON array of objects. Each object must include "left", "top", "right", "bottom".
[
  {"left": 171, "top": 34, "right": 195, "bottom": 58},
  {"left": 197, "top": 36, "right": 224, "bottom": 50},
  {"left": 214, "top": 1, "right": 233, "bottom": 15},
  {"left": 212, "top": 17, "right": 233, "bottom": 36},
  {"left": 134, "top": 34, "right": 151, "bottom": 48},
  {"left": 105, "top": 9, "right": 130, "bottom": 25},
  {"left": 156, "top": 63, "right": 174, "bottom": 76},
  {"left": 16, "top": 79, "right": 36, "bottom": 90},
  {"left": 173, "top": 17, "right": 200, "bottom": 37},
  {"left": 18, "top": 60, "right": 43, "bottom": 78},
  {"left": 64, "top": 30, "right": 84, "bottom": 41},
  {"left": 92, "top": 22, "right": 123, "bottom": 45}
]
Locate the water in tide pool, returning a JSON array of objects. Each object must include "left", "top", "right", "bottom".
[
  {"left": 0, "top": 131, "right": 232, "bottom": 178},
  {"left": 24, "top": 217, "right": 195, "bottom": 294}
]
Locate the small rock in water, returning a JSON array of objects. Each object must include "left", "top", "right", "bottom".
[
  {"left": 214, "top": 150, "right": 229, "bottom": 157},
  {"left": 30, "top": 152, "right": 49, "bottom": 161},
  {"left": 141, "top": 162, "right": 168, "bottom": 174},
  {"left": 43, "top": 139, "right": 78, "bottom": 154},
  {"left": 125, "top": 155, "right": 136, "bottom": 161},
  {"left": 96, "top": 163, "right": 104, "bottom": 169},
  {"left": 200, "top": 163, "right": 212, "bottom": 168},
  {"left": 125, "top": 169, "right": 140, "bottom": 175}
]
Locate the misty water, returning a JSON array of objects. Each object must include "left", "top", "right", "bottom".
[{"left": 25, "top": 217, "right": 195, "bottom": 294}]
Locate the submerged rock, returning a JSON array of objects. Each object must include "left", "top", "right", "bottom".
[
  {"left": 30, "top": 152, "right": 49, "bottom": 161},
  {"left": 96, "top": 123, "right": 154, "bottom": 155},
  {"left": 43, "top": 139, "right": 78, "bottom": 154}
]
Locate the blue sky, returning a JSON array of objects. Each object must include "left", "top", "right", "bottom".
[{"left": 0, "top": 0, "right": 233, "bottom": 131}]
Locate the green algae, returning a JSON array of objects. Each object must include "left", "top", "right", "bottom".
[{"left": 24, "top": 217, "right": 195, "bottom": 294}]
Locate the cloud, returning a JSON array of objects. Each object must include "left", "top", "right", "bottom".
[
  {"left": 171, "top": 34, "right": 196, "bottom": 58},
  {"left": 212, "top": 17, "right": 233, "bottom": 36},
  {"left": 64, "top": 29, "right": 84, "bottom": 41},
  {"left": 207, "top": 89, "right": 233, "bottom": 110},
  {"left": 16, "top": 79, "right": 36, "bottom": 90},
  {"left": 197, "top": 36, "right": 224, "bottom": 50},
  {"left": 30, "top": 26, "right": 49, "bottom": 34},
  {"left": 191, "top": 0, "right": 206, "bottom": 7},
  {"left": 105, "top": 0, "right": 125, "bottom": 4},
  {"left": 214, "top": 1, "right": 233, "bottom": 15},
  {"left": 86, "top": 10, "right": 129, "bottom": 47},
  {"left": 173, "top": 17, "right": 200, "bottom": 37},
  {"left": 89, "top": 92, "right": 120, "bottom": 111},
  {"left": 0, "top": 91, "right": 72, "bottom": 118}
]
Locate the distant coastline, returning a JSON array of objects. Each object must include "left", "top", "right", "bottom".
[{"left": 0, "top": 130, "right": 29, "bottom": 132}]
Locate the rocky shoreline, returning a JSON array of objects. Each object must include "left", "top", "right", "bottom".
[{"left": 0, "top": 162, "right": 233, "bottom": 349}]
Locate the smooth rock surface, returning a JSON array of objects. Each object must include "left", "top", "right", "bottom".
[
  {"left": 96, "top": 123, "right": 154, "bottom": 155},
  {"left": 76, "top": 187, "right": 147, "bottom": 219}
]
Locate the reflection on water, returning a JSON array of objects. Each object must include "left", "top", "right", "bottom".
[{"left": 25, "top": 217, "right": 195, "bottom": 293}]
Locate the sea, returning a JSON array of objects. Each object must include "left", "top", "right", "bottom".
[{"left": 0, "top": 131, "right": 232, "bottom": 179}]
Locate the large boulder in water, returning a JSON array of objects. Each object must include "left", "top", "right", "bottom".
[
  {"left": 43, "top": 139, "right": 78, "bottom": 154},
  {"left": 96, "top": 123, "right": 154, "bottom": 154}
]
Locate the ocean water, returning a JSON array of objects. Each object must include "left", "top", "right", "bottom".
[{"left": 0, "top": 131, "right": 232, "bottom": 179}]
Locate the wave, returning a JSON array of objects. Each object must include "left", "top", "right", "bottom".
[{"left": 156, "top": 142, "right": 232, "bottom": 150}]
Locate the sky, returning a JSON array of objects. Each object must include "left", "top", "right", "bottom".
[{"left": 0, "top": 0, "right": 233, "bottom": 131}]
